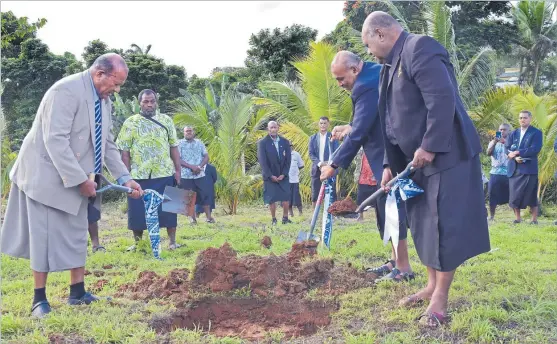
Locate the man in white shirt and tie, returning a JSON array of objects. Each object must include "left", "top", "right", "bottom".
[{"left": 308, "top": 117, "right": 339, "bottom": 207}]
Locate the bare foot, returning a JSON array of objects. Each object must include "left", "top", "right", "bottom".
[
  {"left": 399, "top": 287, "right": 434, "bottom": 308},
  {"left": 424, "top": 292, "right": 449, "bottom": 316}
]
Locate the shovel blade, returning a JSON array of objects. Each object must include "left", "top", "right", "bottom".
[
  {"left": 161, "top": 186, "right": 195, "bottom": 216},
  {"left": 296, "top": 231, "right": 319, "bottom": 243}
]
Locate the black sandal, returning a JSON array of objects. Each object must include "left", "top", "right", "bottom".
[
  {"left": 365, "top": 259, "right": 395, "bottom": 277},
  {"left": 92, "top": 245, "right": 106, "bottom": 253}
]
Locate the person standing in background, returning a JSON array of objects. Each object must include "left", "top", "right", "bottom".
[{"left": 288, "top": 144, "right": 305, "bottom": 216}]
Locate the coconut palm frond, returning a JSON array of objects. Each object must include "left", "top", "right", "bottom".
[
  {"left": 423, "top": 1, "right": 459, "bottom": 72},
  {"left": 379, "top": 0, "right": 411, "bottom": 32},
  {"left": 458, "top": 47, "right": 497, "bottom": 109},
  {"left": 292, "top": 41, "right": 352, "bottom": 125}
]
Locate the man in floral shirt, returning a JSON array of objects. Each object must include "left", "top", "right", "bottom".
[
  {"left": 116, "top": 89, "right": 182, "bottom": 250},
  {"left": 178, "top": 126, "right": 213, "bottom": 224},
  {"left": 486, "top": 123, "right": 511, "bottom": 221}
]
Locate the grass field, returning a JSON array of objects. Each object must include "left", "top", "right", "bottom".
[{"left": 1, "top": 201, "right": 556, "bottom": 344}]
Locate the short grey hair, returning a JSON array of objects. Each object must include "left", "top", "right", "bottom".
[
  {"left": 268, "top": 120, "right": 279, "bottom": 127},
  {"left": 332, "top": 51, "right": 362, "bottom": 70},
  {"left": 91, "top": 53, "right": 128, "bottom": 74},
  {"left": 500, "top": 123, "right": 511, "bottom": 130},
  {"left": 183, "top": 125, "right": 194, "bottom": 131}
]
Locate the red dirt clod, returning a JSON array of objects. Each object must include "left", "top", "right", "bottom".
[
  {"left": 116, "top": 268, "right": 190, "bottom": 304},
  {"left": 327, "top": 196, "right": 357, "bottom": 216},
  {"left": 93, "top": 270, "right": 105, "bottom": 277},
  {"left": 103, "top": 264, "right": 113, "bottom": 269},
  {"left": 260, "top": 236, "right": 272, "bottom": 248},
  {"left": 92, "top": 279, "right": 109, "bottom": 292}
]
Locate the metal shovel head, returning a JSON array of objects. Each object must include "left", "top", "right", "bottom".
[
  {"left": 296, "top": 231, "right": 320, "bottom": 243},
  {"left": 161, "top": 186, "right": 195, "bottom": 216}
]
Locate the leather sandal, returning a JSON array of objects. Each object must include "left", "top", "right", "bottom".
[{"left": 417, "top": 311, "right": 450, "bottom": 328}]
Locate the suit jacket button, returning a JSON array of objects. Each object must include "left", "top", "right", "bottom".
[
  {"left": 79, "top": 136, "right": 84, "bottom": 140},
  {"left": 76, "top": 153, "right": 81, "bottom": 157}
]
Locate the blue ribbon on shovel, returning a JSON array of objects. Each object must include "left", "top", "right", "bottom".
[
  {"left": 143, "top": 189, "right": 170, "bottom": 260},
  {"left": 354, "top": 162, "right": 423, "bottom": 259}
]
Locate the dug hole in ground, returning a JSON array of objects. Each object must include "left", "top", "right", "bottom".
[{"left": 115, "top": 238, "right": 377, "bottom": 341}]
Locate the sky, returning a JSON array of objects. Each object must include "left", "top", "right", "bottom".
[{"left": 2, "top": 1, "right": 345, "bottom": 77}]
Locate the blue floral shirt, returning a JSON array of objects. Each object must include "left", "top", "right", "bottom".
[
  {"left": 178, "top": 138, "right": 208, "bottom": 179},
  {"left": 489, "top": 142, "right": 508, "bottom": 176}
]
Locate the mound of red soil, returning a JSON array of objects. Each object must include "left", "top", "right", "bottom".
[
  {"left": 150, "top": 297, "right": 338, "bottom": 340},
  {"left": 120, "top": 243, "right": 374, "bottom": 340},
  {"left": 191, "top": 241, "right": 328, "bottom": 297},
  {"left": 328, "top": 197, "right": 357, "bottom": 216}
]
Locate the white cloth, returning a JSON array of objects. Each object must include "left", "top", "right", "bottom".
[
  {"left": 289, "top": 151, "right": 305, "bottom": 183},
  {"left": 384, "top": 192, "right": 400, "bottom": 259},
  {"left": 319, "top": 133, "right": 327, "bottom": 163},
  {"left": 519, "top": 127, "right": 528, "bottom": 146}
]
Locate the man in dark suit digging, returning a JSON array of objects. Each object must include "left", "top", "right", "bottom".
[
  {"left": 360, "top": 11, "right": 490, "bottom": 328},
  {"left": 320, "top": 51, "right": 413, "bottom": 283}
]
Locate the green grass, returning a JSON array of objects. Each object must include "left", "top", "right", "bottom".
[{"left": 1, "top": 202, "right": 556, "bottom": 343}]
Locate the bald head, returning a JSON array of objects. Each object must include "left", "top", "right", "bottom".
[
  {"left": 89, "top": 53, "right": 128, "bottom": 99},
  {"left": 361, "top": 11, "right": 404, "bottom": 61},
  {"left": 331, "top": 51, "right": 363, "bottom": 91}
]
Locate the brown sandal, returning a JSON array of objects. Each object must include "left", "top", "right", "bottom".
[
  {"left": 417, "top": 311, "right": 449, "bottom": 328},
  {"left": 399, "top": 293, "right": 427, "bottom": 308}
]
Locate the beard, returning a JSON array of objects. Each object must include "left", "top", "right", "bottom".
[{"left": 140, "top": 108, "right": 156, "bottom": 117}]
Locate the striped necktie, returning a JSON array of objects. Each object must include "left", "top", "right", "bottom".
[{"left": 94, "top": 99, "right": 102, "bottom": 173}]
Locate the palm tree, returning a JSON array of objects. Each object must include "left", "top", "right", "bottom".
[
  {"left": 252, "top": 41, "right": 355, "bottom": 201},
  {"left": 127, "top": 43, "right": 152, "bottom": 55},
  {"left": 513, "top": 1, "right": 557, "bottom": 89},
  {"left": 112, "top": 93, "right": 140, "bottom": 139},
  {"left": 173, "top": 78, "right": 268, "bottom": 215}
]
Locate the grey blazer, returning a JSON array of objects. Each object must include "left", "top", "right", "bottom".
[{"left": 9, "top": 70, "right": 129, "bottom": 215}]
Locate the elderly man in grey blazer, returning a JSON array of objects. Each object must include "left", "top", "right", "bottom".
[{"left": 0, "top": 53, "right": 143, "bottom": 318}]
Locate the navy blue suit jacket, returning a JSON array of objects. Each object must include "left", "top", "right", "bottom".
[
  {"left": 205, "top": 163, "right": 218, "bottom": 184},
  {"left": 379, "top": 31, "right": 482, "bottom": 176},
  {"left": 308, "top": 132, "right": 339, "bottom": 177},
  {"left": 257, "top": 135, "right": 291, "bottom": 181},
  {"left": 332, "top": 62, "right": 385, "bottom": 182},
  {"left": 505, "top": 126, "right": 542, "bottom": 176}
]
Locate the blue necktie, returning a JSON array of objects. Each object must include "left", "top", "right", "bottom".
[{"left": 94, "top": 99, "right": 102, "bottom": 173}]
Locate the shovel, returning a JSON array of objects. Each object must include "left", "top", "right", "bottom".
[
  {"left": 296, "top": 142, "right": 342, "bottom": 243},
  {"left": 88, "top": 173, "right": 134, "bottom": 196},
  {"left": 352, "top": 162, "right": 415, "bottom": 215},
  {"left": 160, "top": 185, "right": 196, "bottom": 216}
]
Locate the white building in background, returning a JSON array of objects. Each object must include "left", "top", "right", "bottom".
[{"left": 495, "top": 68, "right": 519, "bottom": 88}]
